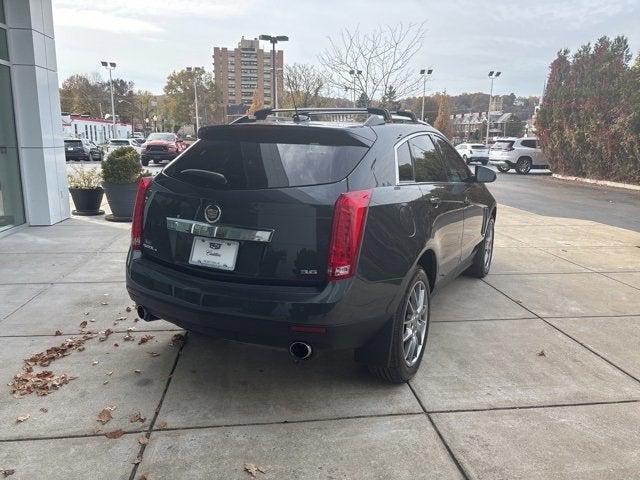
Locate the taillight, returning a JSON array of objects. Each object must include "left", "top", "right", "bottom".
[
  {"left": 131, "top": 177, "right": 153, "bottom": 250},
  {"left": 327, "top": 189, "right": 372, "bottom": 281}
]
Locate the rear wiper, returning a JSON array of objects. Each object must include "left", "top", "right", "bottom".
[{"left": 178, "top": 169, "right": 227, "bottom": 186}]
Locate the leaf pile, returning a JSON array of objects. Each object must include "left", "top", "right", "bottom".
[{"left": 8, "top": 335, "right": 93, "bottom": 397}]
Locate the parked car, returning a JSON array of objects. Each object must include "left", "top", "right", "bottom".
[
  {"left": 489, "top": 137, "right": 549, "bottom": 174},
  {"left": 87, "top": 140, "right": 103, "bottom": 161},
  {"left": 455, "top": 143, "right": 489, "bottom": 165},
  {"left": 105, "top": 138, "right": 142, "bottom": 156},
  {"left": 64, "top": 138, "right": 90, "bottom": 161},
  {"left": 140, "top": 132, "right": 187, "bottom": 166},
  {"left": 126, "top": 108, "right": 497, "bottom": 383}
]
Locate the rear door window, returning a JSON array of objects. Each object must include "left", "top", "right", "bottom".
[
  {"left": 166, "top": 127, "right": 370, "bottom": 189},
  {"left": 64, "top": 140, "right": 82, "bottom": 148},
  {"left": 521, "top": 139, "right": 536, "bottom": 148},
  {"left": 492, "top": 140, "right": 514, "bottom": 150},
  {"left": 396, "top": 142, "right": 414, "bottom": 182},
  {"left": 408, "top": 135, "right": 447, "bottom": 182},
  {"left": 431, "top": 135, "right": 472, "bottom": 182}
]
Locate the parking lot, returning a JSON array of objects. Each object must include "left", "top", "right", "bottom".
[{"left": 1, "top": 174, "right": 640, "bottom": 479}]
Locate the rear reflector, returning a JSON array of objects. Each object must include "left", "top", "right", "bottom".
[
  {"left": 131, "top": 177, "right": 153, "bottom": 250},
  {"left": 290, "top": 325, "right": 327, "bottom": 335},
  {"left": 327, "top": 189, "right": 372, "bottom": 281}
]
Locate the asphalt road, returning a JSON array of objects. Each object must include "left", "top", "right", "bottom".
[{"left": 486, "top": 170, "right": 640, "bottom": 232}]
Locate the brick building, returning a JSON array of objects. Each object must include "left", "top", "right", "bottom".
[{"left": 213, "top": 37, "right": 284, "bottom": 114}]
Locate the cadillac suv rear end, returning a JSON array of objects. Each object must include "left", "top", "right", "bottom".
[{"left": 127, "top": 108, "right": 497, "bottom": 382}]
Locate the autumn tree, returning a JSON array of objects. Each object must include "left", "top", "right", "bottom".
[
  {"left": 163, "top": 68, "right": 223, "bottom": 133},
  {"left": 433, "top": 94, "right": 454, "bottom": 139},
  {"left": 282, "top": 63, "right": 327, "bottom": 108},
  {"left": 319, "top": 23, "right": 426, "bottom": 103},
  {"left": 247, "top": 89, "right": 264, "bottom": 115}
]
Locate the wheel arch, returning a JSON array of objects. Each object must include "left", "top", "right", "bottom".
[{"left": 416, "top": 248, "right": 437, "bottom": 292}]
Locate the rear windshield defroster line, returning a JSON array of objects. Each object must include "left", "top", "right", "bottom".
[{"left": 165, "top": 125, "right": 371, "bottom": 190}]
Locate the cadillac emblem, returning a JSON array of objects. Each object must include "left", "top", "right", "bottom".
[{"left": 204, "top": 204, "right": 222, "bottom": 224}]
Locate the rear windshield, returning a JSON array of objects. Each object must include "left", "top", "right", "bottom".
[
  {"left": 491, "top": 141, "right": 514, "bottom": 150},
  {"left": 109, "top": 140, "right": 130, "bottom": 146},
  {"left": 64, "top": 140, "right": 82, "bottom": 147},
  {"left": 471, "top": 144, "right": 486, "bottom": 149},
  {"left": 165, "top": 127, "right": 370, "bottom": 189}
]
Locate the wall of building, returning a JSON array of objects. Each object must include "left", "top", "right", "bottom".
[
  {"left": 62, "top": 115, "right": 132, "bottom": 143},
  {"left": 5, "top": 0, "right": 68, "bottom": 226}
]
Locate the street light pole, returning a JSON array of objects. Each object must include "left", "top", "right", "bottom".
[
  {"left": 100, "top": 61, "right": 117, "bottom": 138},
  {"left": 419, "top": 68, "right": 433, "bottom": 121},
  {"left": 186, "top": 67, "right": 202, "bottom": 134},
  {"left": 486, "top": 71, "right": 501, "bottom": 146},
  {"left": 259, "top": 35, "right": 289, "bottom": 109}
]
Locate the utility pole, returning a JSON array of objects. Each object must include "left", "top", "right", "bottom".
[
  {"left": 186, "top": 67, "right": 203, "bottom": 134},
  {"left": 349, "top": 69, "right": 362, "bottom": 107},
  {"left": 486, "top": 71, "right": 501, "bottom": 146},
  {"left": 259, "top": 35, "right": 289, "bottom": 109},
  {"left": 419, "top": 68, "right": 433, "bottom": 121},
  {"left": 100, "top": 61, "right": 117, "bottom": 138}
]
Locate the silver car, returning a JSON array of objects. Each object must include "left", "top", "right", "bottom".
[{"left": 489, "top": 137, "right": 549, "bottom": 174}]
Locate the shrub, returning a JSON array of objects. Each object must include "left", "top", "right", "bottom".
[
  {"left": 67, "top": 167, "right": 102, "bottom": 189},
  {"left": 101, "top": 146, "right": 142, "bottom": 184},
  {"left": 536, "top": 36, "right": 640, "bottom": 183}
]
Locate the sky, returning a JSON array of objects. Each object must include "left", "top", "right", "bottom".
[{"left": 52, "top": 0, "right": 640, "bottom": 99}]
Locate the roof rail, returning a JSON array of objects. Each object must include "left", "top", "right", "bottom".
[
  {"left": 254, "top": 107, "right": 392, "bottom": 122},
  {"left": 391, "top": 110, "right": 418, "bottom": 122}
]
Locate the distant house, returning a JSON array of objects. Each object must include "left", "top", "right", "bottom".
[
  {"left": 451, "top": 111, "right": 514, "bottom": 143},
  {"left": 61, "top": 114, "right": 132, "bottom": 143}
]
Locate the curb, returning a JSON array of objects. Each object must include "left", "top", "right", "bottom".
[{"left": 551, "top": 174, "right": 640, "bottom": 192}]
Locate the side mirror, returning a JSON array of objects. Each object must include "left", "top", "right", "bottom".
[{"left": 475, "top": 165, "right": 496, "bottom": 183}]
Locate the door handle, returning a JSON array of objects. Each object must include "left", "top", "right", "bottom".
[{"left": 429, "top": 197, "right": 441, "bottom": 206}]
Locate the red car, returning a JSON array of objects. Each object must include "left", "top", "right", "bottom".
[{"left": 141, "top": 133, "right": 188, "bottom": 166}]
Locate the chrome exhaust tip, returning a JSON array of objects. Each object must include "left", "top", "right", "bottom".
[
  {"left": 136, "top": 305, "right": 158, "bottom": 322},
  {"left": 289, "top": 341, "right": 313, "bottom": 360}
]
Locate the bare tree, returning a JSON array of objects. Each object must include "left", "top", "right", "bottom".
[
  {"left": 319, "top": 23, "right": 426, "bottom": 105},
  {"left": 282, "top": 63, "right": 327, "bottom": 108}
]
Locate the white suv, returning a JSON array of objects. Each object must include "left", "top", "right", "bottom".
[
  {"left": 455, "top": 143, "right": 489, "bottom": 165},
  {"left": 489, "top": 137, "right": 549, "bottom": 174}
]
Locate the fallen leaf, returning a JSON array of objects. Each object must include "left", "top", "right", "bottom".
[
  {"left": 79, "top": 321, "right": 88, "bottom": 329},
  {"left": 244, "top": 463, "right": 266, "bottom": 477},
  {"left": 106, "top": 371, "right": 113, "bottom": 376},
  {"left": 92, "top": 360, "right": 99, "bottom": 366},
  {"left": 147, "top": 351, "right": 160, "bottom": 357},
  {"left": 94, "top": 425, "right": 102, "bottom": 434},
  {"left": 39, "top": 408, "right": 48, "bottom": 413},
  {"left": 157, "top": 420, "right": 167, "bottom": 429},
  {"left": 138, "top": 335, "right": 154, "bottom": 345},
  {"left": 97, "top": 406, "right": 114, "bottom": 424},
  {"left": 101, "top": 302, "right": 109, "bottom": 306},
  {"left": 130, "top": 412, "right": 146, "bottom": 423},
  {"left": 537, "top": 350, "right": 546, "bottom": 357},
  {"left": 138, "top": 475, "right": 148, "bottom": 480},
  {"left": 126, "top": 306, "right": 132, "bottom": 312},
  {"left": 16, "top": 414, "right": 30, "bottom": 423},
  {"left": 103, "top": 380, "right": 109, "bottom": 385},
  {"left": 169, "top": 334, "right": 186, "bottom": 347},
  {"left": 98, "top": 329, "right": 113, "bottom": 342},
  {"left": 123, "top": 332, "right": 135, "bottom": 342},
  {"left": 138, "top": 435, "right": 149, "bottom": 445},
  {"left": 104, "top": 428, "right": 124, "bottom": 439},
  {"left": 113, "top": 343, "right": 119, "bottom": 347},
  {"left": 1, "top": 469, "right": 15, "bottom": 478},
  {"left": 132, "top": 456, "right": 142, "bottom": 465},
  {"left": 133, "top": 369, "right": 141, "bottom": 374}
]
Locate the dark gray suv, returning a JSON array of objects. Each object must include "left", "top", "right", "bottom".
[{"left": 126, "top": 108, "right": 497, "bottom": 382}]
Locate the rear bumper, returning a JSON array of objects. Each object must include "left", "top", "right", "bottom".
[
  {"left": 126, "top": 253, "right": 397, "bottom": 350},
  {"left": 141, "top": 151, "right": 178, "bottom": 162}
]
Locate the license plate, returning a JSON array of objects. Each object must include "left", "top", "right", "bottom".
[{"left": 189, "top": 236, "right": 239, "bottom": 271}]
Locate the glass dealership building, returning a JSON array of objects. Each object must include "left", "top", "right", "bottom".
[{"left": 0, "top": 0, "right": 68, "bottom": 236}]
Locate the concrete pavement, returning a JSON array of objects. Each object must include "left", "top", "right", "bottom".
[{"left": 1, "top": 202, "right": 640, "bottom": 479}]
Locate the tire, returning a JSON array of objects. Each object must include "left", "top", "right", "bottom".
[
  {"left": 465, "top": 216, "right": 495, "bottom": 278},
  {"left": 516, "top": 157, "right": 532, "bottom": 174},
  {"left": 141, "top": 158, "right": 149, "bottom": 167},
  {"left": 497, "top": 164, "right": 510, "bottom": 173},
  {"left": 368, "top": 268, "right": 431, "bottom": 383}
]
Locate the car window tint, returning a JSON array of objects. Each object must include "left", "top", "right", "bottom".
[
  {"left": 396, "top": 141, "right": 414, "bottom": 182},
  {"left": 521, "top": 139, "right": 536, "bottom": 148},
  {"left": 431, "top": 135, "right": 471, "bottom": 182},
  {"left": 408, "top": 135, "right": 447, "bottom": 182}
]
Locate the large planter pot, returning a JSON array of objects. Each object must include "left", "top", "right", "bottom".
[
  {"left": 69, "top": 187, "right": 104, "bottom": 216},
  {"left": 102, "top": 182, "right": 138, "bottom": 222}
]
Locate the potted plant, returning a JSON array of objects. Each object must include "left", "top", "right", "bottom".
[
  {"left": 67, "top": 167, "right": 104, "bottom": 216},
  {"left": 102, "top": 146, "right": 145, "bottom": 222}
]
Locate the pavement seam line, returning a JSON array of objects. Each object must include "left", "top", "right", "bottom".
[
  {"left": 128, "top": 332, "right": 188, "bottom": 480},
  {"left": 406, "top": 382, "right": 470, "bottom": 480},
  {"left": 480, "top": 278, "right": 640, "bottom": 387},
  {"left": 600, "top": 272, "right": 640, "bottom": 292},
  {"left": 426, "top": 398, "right": 640, "bottom": 415},
  {"left": 0, "top": 283, "right": 53, "bottom": 322}
]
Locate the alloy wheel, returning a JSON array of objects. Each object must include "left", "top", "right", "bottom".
[{"left": 402, "top": 280, "right": 428, "bottom": 367}]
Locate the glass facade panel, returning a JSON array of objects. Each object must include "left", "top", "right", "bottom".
[
  {"left": 0, "top": 64, "right": 26, "bottom": 231},
  {"left": 0, "top": 28, "right": 8, "bottom": 61}
]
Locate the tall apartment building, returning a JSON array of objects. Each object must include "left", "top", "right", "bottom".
[{"left": 213, "top": 37, "right": 284, "bottom": 112}]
